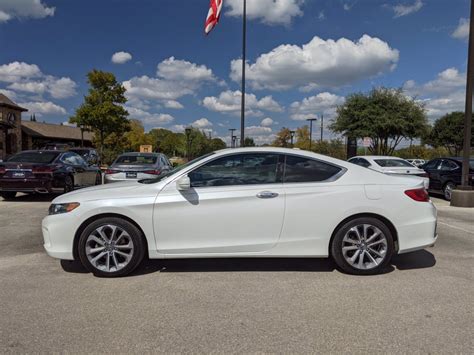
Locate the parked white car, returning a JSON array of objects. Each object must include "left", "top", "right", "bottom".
[
  {"left": 42, "top": 148, "right": 437, "bottom": 277},
  {"left": 348, "top": 156, "right": 430, "bottom": 189}
]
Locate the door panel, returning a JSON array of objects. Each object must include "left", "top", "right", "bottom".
[{"left": 154, "top": 183, "right": 285, "bottom": 254}]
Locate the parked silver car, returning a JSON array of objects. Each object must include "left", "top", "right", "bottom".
[{"left": 104, "top": 152, "right": 172, "bottom": 183}]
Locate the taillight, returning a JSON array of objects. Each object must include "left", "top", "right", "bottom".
[
  {"left": 0, "top": 166, "right": 5, "bottom": 174},
  {"left": 105, "top": 169, "right": 119, "bottom": 175},
  {"left": 144, "top": 170, "right": 161, "bottom": 175},
  {"left": 33, "top": 166, "right": 56, "bottom": 174},
  {"left": 405, "top": 188, "right": 430, "bottom": 202}
]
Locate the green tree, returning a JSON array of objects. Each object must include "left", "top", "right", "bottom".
[
  {"left": 147, "top": 128, "right": 185, "bottom": 157},
  {"left": 208, "top": 137, "right": 227, "bottom": 151},
  {"left": 70, "top": 70, "right": 130, "bottom": 156},
  {"left": 125, "top": 119, "right": 154, "bottom": 152},
  {"left": 294, "top": 125, "right": 310, "bottom": 150},
  {"left": 331, "top": 87, "right": 429, "bottom": 155},
  {"left": 272, "top": 127, "right": 292, "bottom": 147},
  {"left": 244, "top": 137, "right": 256, "bottom": 147},
  {"left": 426, "top": 112, "right": 474, "bottom": 156}
]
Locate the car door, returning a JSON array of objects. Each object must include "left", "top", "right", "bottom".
[
  {"left": 279, "top": 154, "right": 348, "bottom": 255},
  {"left": 153, "top": 153, "right": 285, "bottom": 254},
  {"left": 423, "top": 159, "right": 441, "bottom": 190},
  {"left": 439, "top": 159, "right": 461, "bottom": 186}
]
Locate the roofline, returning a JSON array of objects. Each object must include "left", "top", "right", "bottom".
[{"left": 0, "top": 103, "right": 28, "bottom": 112}]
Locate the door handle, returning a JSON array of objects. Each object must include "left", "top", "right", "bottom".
[{"left": 256, "top": 191, "right": 279, "bottom": 199}]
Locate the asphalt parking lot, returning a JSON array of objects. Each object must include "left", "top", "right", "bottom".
[{"left": 0, "top": 195, "right": 473, "bottom": 353}]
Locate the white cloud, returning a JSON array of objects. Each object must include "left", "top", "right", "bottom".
[
  {"left": 246, "top": 126, "right": 273, "bottom": 135},
  {"left": 225, "top": 0, "right": 303, "bottom": 26},
  {"left": 202, "top": 90, "right": 283, "bottom": 117},
  {"left": 0, "top": 89, "right": 18, "bottom": 101},
  {"left": 125, "top": 106, "right": 175, "bottom": 125},
  {"left": 392, "top": 0, "right": 423, "bottom": 18},
  {"left": 403, "top": 67, "right": 466, "bottom": 119},
  {"left": 0, "top": 61, "right": 77, "bottom": 99},
  {"left": 192, "top": 118, "right": 213, "bottom": 128},
  {"left": 164, "top": 100, "right": 184, "bottom": 109},
  {"left": 0, "top": 62, "right": 41, "bottom": 82},
  {"left": 343, "top": 3, "right": 353, "bottom": 11},
  {"left": 111, "top": 51, "right": 132, "bottom": 64},
  {"left": 290, "top": 92, "right": 345, "bottom": 120},
  {"left": 230, "top": 35, "right": 399, "bottom": 90},
  {"left": 0, "top": 0, "right": 55, "bottom": 23},
  {"left": 170, "top": 124, "right": 186, "bottom": 133},
  {"left": 19, "top": 101, "right": 66, "bottom": 115},
  {"left": 261, "top": 117, "right": 274, "bottom": 127},
  {"left": 452, "top": 18, "right": 470, "bottom": 40},
  {"left": 124, "top": 57, "right": 218, "bottom": 107}
]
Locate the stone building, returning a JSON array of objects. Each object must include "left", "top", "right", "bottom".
[{"left": 0, "top": 94, "right": 27, "bottom": 160}]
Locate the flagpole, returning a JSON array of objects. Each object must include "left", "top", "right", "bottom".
[{"left": 240, "top": 0, "right": 246, "bottom": 147}]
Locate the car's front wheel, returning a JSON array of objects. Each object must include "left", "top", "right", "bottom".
[
  {"left": 78, "top": 217, "right": 146, "bottom": 277},
  {"left": 331, "top": 217, "right": 394, "bottom": 275}
]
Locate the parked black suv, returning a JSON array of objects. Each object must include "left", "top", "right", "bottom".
[
  {"left": 69, "top": 148, "right": 101, "bottom": 167},
  {"left": 422, "top": 157, "right": 474, "bottom": 201}
]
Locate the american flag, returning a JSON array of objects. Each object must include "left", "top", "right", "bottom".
[{"left": 204, "top": 0, "right": 223, "bottom": 35}]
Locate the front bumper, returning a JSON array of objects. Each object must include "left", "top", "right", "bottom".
[{"left": 42, "top": 214, "right": 76, "bottom": 260}]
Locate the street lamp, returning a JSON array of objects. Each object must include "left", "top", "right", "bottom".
[
  {"left": 229, "top": 128, "right": 236, "bottom": 148},
  {"left": 290, "top": 130, "right": 296, "bottom": 147},
  {"left": 306, "top": 118, "right": 317, "bottom": 151}
]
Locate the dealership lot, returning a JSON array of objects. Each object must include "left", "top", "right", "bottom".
[{"left": 0, "top": 195, "right": 473, "bottom": 353}]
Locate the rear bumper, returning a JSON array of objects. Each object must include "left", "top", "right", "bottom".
[{"left": 0, "top": 178, "right": 62, "bottom": 193}]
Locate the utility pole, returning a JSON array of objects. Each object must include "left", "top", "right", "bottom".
[
  {"left": 306, "top": 118, "right": 317, "bottom": 151},
  {"left": 461, "top": 0, "right": 473, "bottom": 189},
  {"left": 229, "top": 128, "right": 236, "bottom": 148},
  {"left": 240, "top": 0, "right": 247, "bottom": 147},
  {"left": 320, "top": 114, "right": 324, "bottom": 142}
]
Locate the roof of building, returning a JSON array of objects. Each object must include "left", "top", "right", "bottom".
[
  {"left": 0, "top": 94, "right": 28, "bottom": 112},
  {"left": 21, "top": 120, "right": 94, "bottom": 141}
]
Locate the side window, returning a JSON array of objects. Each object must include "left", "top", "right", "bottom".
[
  {"left": 284, "top": 155, "right": 342, "bottom": 183},
  {"left": 440, "top": 160, "right": 458, "bottom": 171},
  {"left": 424, "top": 160, "right": 439, "bottom": 170},
  {"left": 189, "top": 153, "right": 280, "bottom": 188},
  {"left": 61, "top": 153, "right": 76, "bottom": 165},
  {"left": 358, "top": 158, "right": 371, "bottom": 168},
  {"left": 348, "top": 158, "right": 359, "bottom": 165}
]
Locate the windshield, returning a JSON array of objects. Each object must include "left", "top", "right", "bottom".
[
  {"left": 7, "top": 151, "right": 60, "bottom": 164},
  {"left": 139, "top": 153, "right": 215, "bottom": 184},
  {"left": 114, "top": 155, "right": 157, "bottom": 165},
  {"left": 70, "top": 149, "right": 89, "bottom": 158},
  {"left": 374, "top": 159, "right": 414, "bottom": 168}
]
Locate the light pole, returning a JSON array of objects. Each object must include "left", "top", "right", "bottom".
[
  {"left": 290, "top": 130, "right": 296, "bottom": 147},
  {"left": 320, "top": 114, "right": 324, "bottom": 142},
  {"left": 306, "top": 118, "right": 317, "bottom": 151},
  {"left": 229, "top": 128, "right": 236, "bottom": 148}
]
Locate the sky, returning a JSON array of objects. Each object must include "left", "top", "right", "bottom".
[{"left": 0, "top": 0, "right": 471, "bottom": 145}]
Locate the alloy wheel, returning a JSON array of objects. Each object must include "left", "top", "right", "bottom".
[
  {"left": 341, "top": 224, "right": 388, "bottom": 270},
  {"left": 85, "top": 224, "right": 134, "bottom": 273},
  {"left": 444, "top": 183, "right": 455, "bottom": 201}
]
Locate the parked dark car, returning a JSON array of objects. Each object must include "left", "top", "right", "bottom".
[
  {"left": 0, "top": 150, "right": 102, "bottom": 200},
  {"left": 422, "top": 157, "right": 474, "bottom": 201},
  {"left": 41, "top": 143, "right": 72, "bottom": 151},
  {"left": 69, "top": 148, "right": 101, "bottom": 167}
]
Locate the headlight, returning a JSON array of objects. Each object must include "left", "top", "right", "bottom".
[{"left": 48, "top": 202, "right": 80, "bottom": 215}]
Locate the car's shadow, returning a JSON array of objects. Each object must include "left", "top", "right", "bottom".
[{"left": 60, "top": 249, "right": 436, "bottom": 277}]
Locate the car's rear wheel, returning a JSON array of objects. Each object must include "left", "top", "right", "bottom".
[
  {"left": 443, "top": 182, "right": 455, "bottom": 201},
  {"left": 78, "top": 217, "right": 145, "bottom": 277},
  {"left": 331, "top": 217, "right": 394, "bottom": 275},
  {"left": 0, "top": 191, "right": 17, "bottom": 200}
]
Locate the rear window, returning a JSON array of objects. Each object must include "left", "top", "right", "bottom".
[
  {"left": 374, "top": 159, "right": 413, "bottom": 168},
  {"left": 7, "top": 152, "right": 59, "bottom": 164},
  {"left": 115, "top": 155, "right": 157, "bottom": 165}
]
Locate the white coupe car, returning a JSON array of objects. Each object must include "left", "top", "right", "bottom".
[
  {"left": 348, "top": 156, "right": 430, "bottom": 189},
  {"left": 42, "top": 148, "right": 437, "bottom": 277}
]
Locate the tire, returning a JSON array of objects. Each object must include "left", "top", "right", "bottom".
[
  {"left": 0, "top": 191, "right": 17, "bottom": 200},
  {"left": 78, "top": 217, "right": 146, "bottom": 277},
  {"left": 443, "top": 182, "right": 456, "bottom": 201},
  {"left": 95, "top": 172, "right": 102, "bottom": 185},
  {"left": 331, "top": 217, "right": 394, "bottom": 275},
  {"left": 63, "top": 175, "right": 74, "bottom": 193}
]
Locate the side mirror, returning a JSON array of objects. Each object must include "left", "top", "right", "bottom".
[{"left": 176, "top": 175, "right": 191, "bottom": 191}]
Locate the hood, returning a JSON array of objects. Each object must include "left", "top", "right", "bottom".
[{"left": 52, "top": 180, "right": 166, "bottom": 204}]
